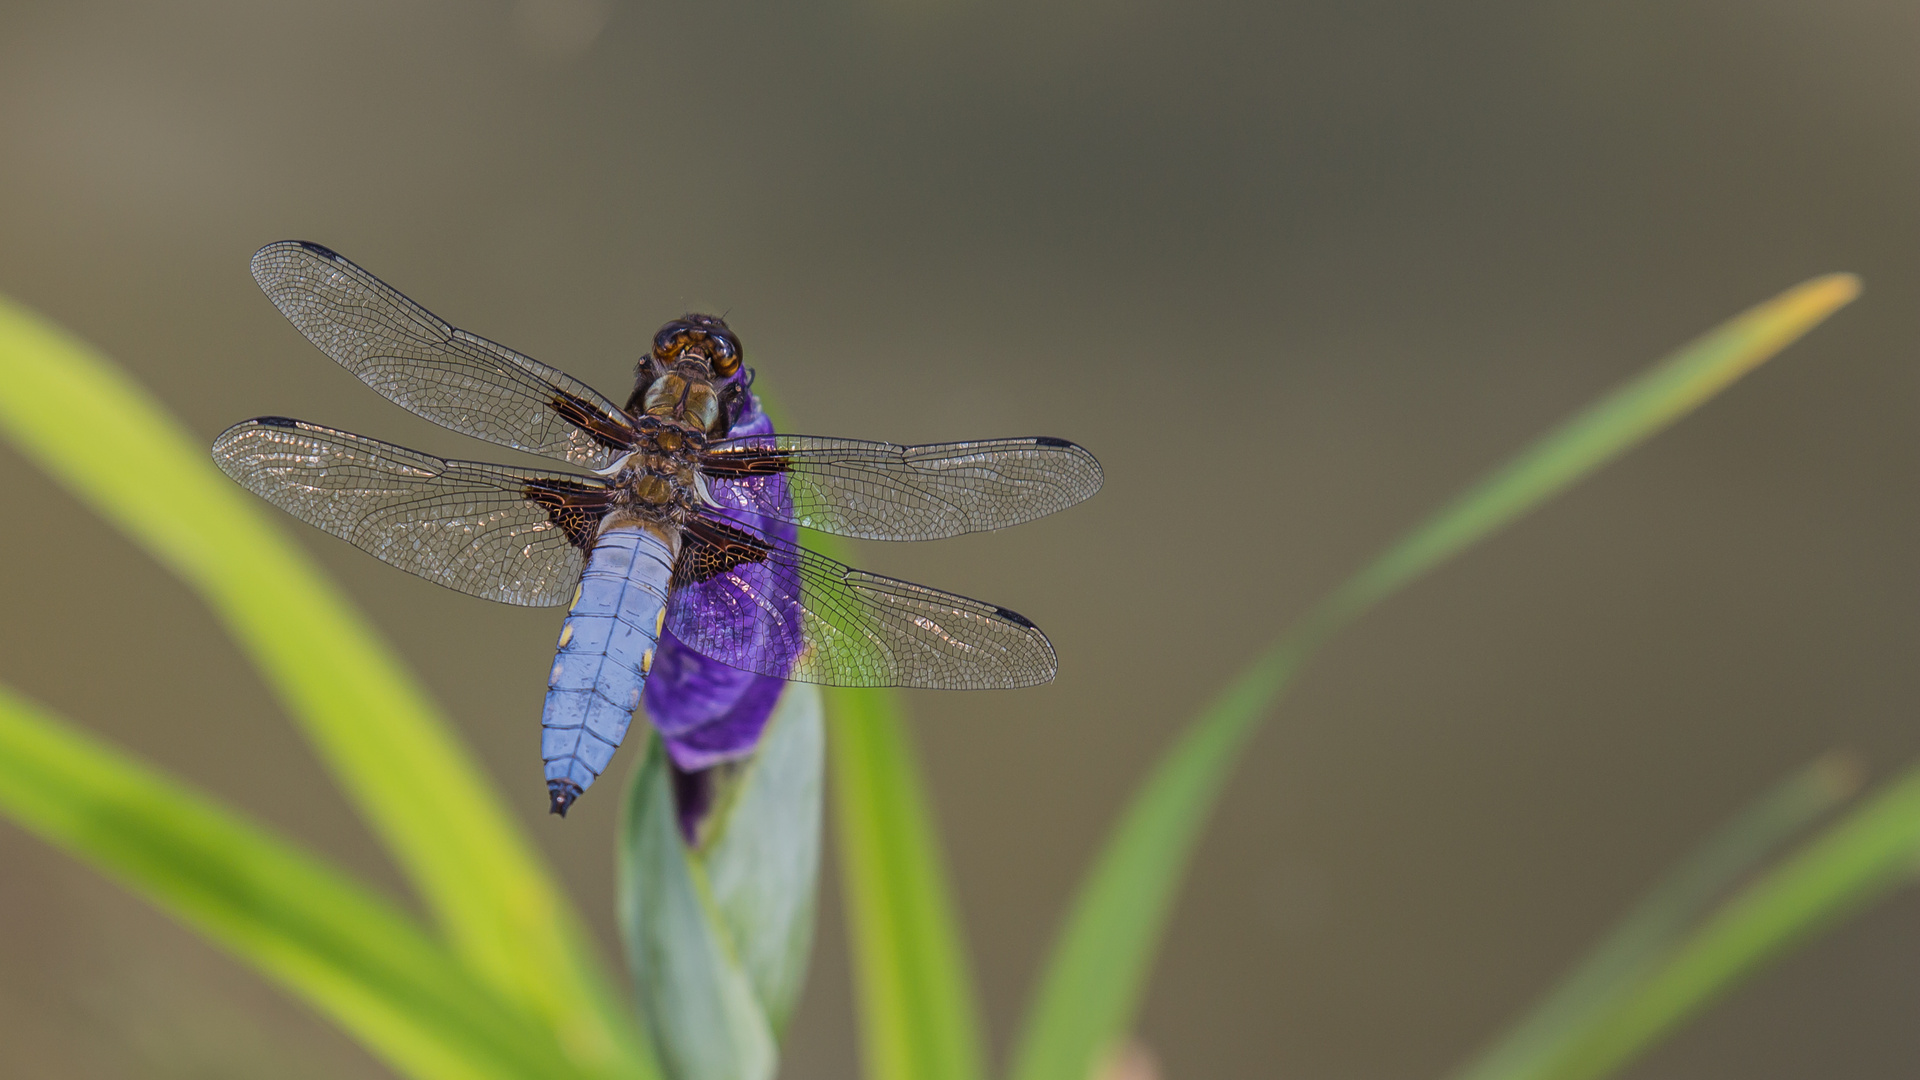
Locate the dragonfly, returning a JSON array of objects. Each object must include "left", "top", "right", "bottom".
[{"left": 213, "top": 242, "right": 1102, "bottom": 815}]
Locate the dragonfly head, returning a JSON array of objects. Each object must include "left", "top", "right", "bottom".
[
  {"left": 651, "top": 313, "right": 742, "bottom": 376},
  {"left": 630, "top": 314, "right": 752, "bottom": 436}
]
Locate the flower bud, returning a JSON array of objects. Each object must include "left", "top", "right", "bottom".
[{"left": 618, "top": 681, "right": 822, "bottom": 1080}]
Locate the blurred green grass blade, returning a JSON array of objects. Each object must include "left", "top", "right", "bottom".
[
  {"left": 829, "top": 687, "right": 987, "bottom": 1080},
  {"left": 797, "top": 497, "right": 984, "bottom": 1080},
  {"left": 0, "top": 683, "right": 579, "bottom": 1080},
  {"left": 1451, "top": 752, "right": 1862, "bottom": 1080},
  {"left": 0, "top": 295, "right": 648, "bottom": 1075},
  {"left": 1007, "top": 274, "right": 1861, "bottom": 1080},
  {"left": 1528, "top": 757, "right": 1920, "bottom": 1080}
]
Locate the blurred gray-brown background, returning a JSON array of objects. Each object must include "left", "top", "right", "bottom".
[{"left": 2, "top": 1, "right": 1917, "bottom": 1077}]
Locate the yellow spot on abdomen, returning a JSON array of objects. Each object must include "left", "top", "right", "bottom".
[
  {"left": 642, "top": 648, "right": 654, "bottom": 674},
  {"left": 655, "top": 608, "right": 665, "bottom": 636},
  {"left": 558, "top": 623, "right": 574, "bottom": 648}
]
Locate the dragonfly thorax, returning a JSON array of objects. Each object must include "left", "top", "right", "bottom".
[
  {"left": 606, "top": 449, "right": 701, "bottom": 521},
  {"left": 641, "top": 369, "right": 726, "bottom": 435}
]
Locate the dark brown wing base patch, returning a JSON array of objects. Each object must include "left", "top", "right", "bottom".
[
  {"left": 695, "top": 448, "right": 792, "bottom": 479},
  {"left": 524, "top": 477, "right": 611, "bottom": 550},
  {"left": 548, "top": 390, "right": 638, "bottom": 453},
  {"left": 679, "top": 515, "right": 774, "bottom": 582}
]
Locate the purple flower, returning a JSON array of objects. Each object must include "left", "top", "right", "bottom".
[{"left": 641, "top": 387, "right": 802, "bottom": 837}]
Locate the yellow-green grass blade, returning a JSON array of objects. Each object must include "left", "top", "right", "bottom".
[
  {"left": 1007, "top": 274, "right": 1862, "bottom": 1080},
  {"left": 1451, "top": 752, "right": 1861, "bottom": 1080},
  {"left": 751, "top": 390, "right": 983, "bottom": 1080},
  {"left": 1521, "top": 756, "right": 1920, "bottom": 1080},
  {"left": 0, "top": 682, "right": 580, "bottom": 1080},
  {"left": 829, "top": 687, "right": 988, "bottom": 1080},
  {"left": 0, "top": 295, "right": 648, "bottom": 1076}
]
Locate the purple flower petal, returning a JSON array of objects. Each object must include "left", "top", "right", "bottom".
[{"left": 647, "top": 631, "right": 789, "bottom": 770}]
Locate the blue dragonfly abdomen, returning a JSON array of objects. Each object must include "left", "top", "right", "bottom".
[{"left": 541, "top": 525, "right": 675, "bottom": 815}]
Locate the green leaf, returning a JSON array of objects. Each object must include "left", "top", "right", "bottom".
[
  {"left": 1450, "top": 752, "right": 1862, "bottom": 1080},
  {"left": 1516, "top": 756, "right": 1920, "bottom": 1080},
  {"left": 0, "top": 294, "right": 648, "bottom": 1075},
  {"left": 618, "top": 683, "right": 823, "bottom": 1080},
  {"left": 0, "top": 682, "right": 576, "bottom": 1080},
  {"left": 829, "top": 687, "right": 987, "bottom": 1080},
  {"left": 1007, "top": 273, "right": 1863, "bottom": 1080}
]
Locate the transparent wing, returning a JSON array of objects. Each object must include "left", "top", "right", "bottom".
[
  {"left": 666, "top": 515, "right": 1056, "bottom": 689},
  {"left": 696, "top": 434, "right": 1103, "bottom": 540},
  {"left": 251, "top": 240, "right": 637, "bottom": 469},
  {"left": 212, "top": 417, "right": 609, "bottom": 606}
]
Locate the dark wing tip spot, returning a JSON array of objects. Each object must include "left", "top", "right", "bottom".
[
  {"left": 548, "top": 779, "right": 582, "bottom": 817},
  {"left": 251, "top": 241, "right": 348, "bottom": 294},
  {"left": 252, "top": 239, "right": 328, "bottom": 262},
  {"left": 994, "top": 605, "right": 1038, "bottom": 629},
  {"left": 254, "top": 415, "right": 300, "bottom": 428},
  {"left": 1033, "top": 436, "right": 1104, "bottom": 482}
]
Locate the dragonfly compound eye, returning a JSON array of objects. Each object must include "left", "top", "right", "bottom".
[
  {"left": 652, "top": 320, "right": 694, "bottom": 362},
  {"left": 705, "top": 326, "right": 742, "bottom": 377}
]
